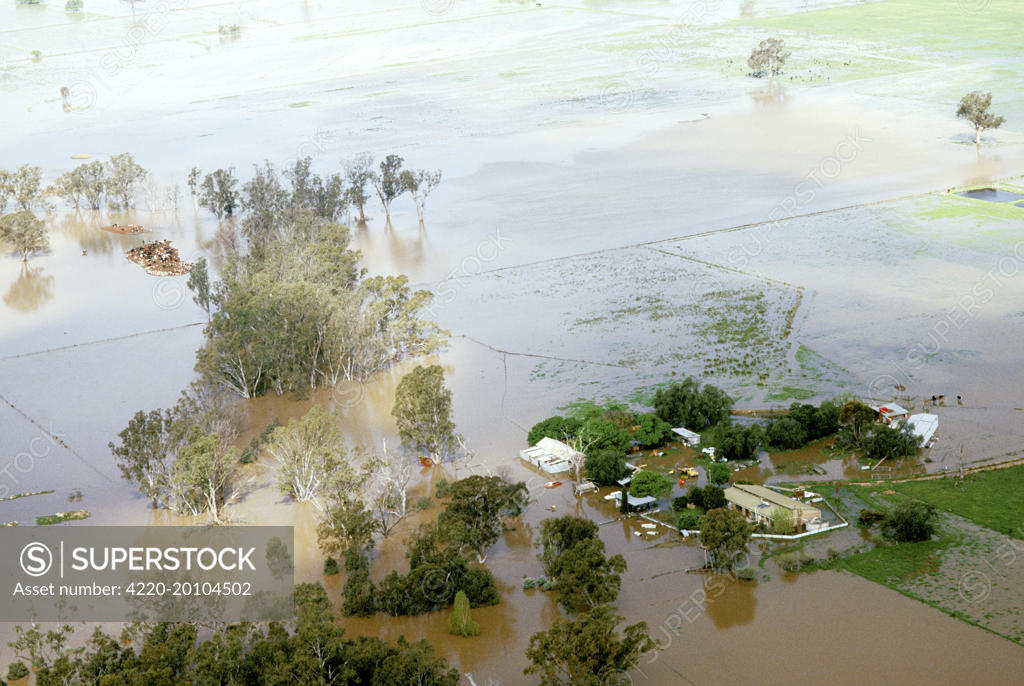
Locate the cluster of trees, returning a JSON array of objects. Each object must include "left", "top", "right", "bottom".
[
  {"left": 528, "top": 402, "right": 673, "bottom": 485},
  {"left": 859, "top": 499, "right": 938, "bottom": 543},
  {"left": 191, "top": 154, "right": 441, "bottom": 228},
  {"left": 109, "top": 381, "right": 243, "bottom": 523},
  {"left": 190, "top": 213, "right": 445, "bottom": 398},
  {"left": 673, "top": 484, "right": 726, "bottom": 530},
  {"left": 1, "top": 154, "right": 150, "bottom": 214},
  {"left": 836, "top": 400, "right": 918, "bottom": 462},
  {"left": 337, "top": 474, "right": 526, "bottom": 618},
  {"left": 652, "top": 377, "right": 733, "bottom": 430},
  {"left": 0, "top": 153, "right": 170, "bottom": 262},
  {"left": 525, "top": 516, "right": 657, "bottom": 685},
  {"left": 6, "top": 583, "right": 460, "bottom": 686},
  {"left": 764, "top": 400, "right": 840, "bottom": 451}
]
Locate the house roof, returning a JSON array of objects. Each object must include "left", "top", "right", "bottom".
[
  {"left": 614, "top": 493, "right": 657, "bottom": 507},
  {"left": 870, "top": 404, "right": 909, "bottom": 418},
  {"left": 535, "top": 437, "right": 585, "bottom": 461},
  {"left": 907, "top": 413, "right": 939, "bottom": 446},
  {"left": 672, "top": 427, "right": 700, "bottom": 439},
  {"left": 725, "top": 484, "right": 821, "bottom": 521}
]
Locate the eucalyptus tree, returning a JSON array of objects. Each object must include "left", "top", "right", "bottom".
[
  {"left": 747, "top": 37, "right": 791, "bottom": 82},
  {"left": 0, "top": 211, "right": 48, "bottom": 261},
  {"left": 399, "top": 168, "right": 442, "bottom": 224},
  {"left": 957, "top": 91, "right": 1005, "bottom": 146},
  {"left": 370, "top": 154, "right": 407, "bottom": 226},
  {"left": 199, "top": 168, "right": 240, "bottom": 218},
  {"left": 343, "top": 153, "right": 374, "bottom": 223},
  {"left": 104, "top": 153, "right": 148, "bottom": 208}
]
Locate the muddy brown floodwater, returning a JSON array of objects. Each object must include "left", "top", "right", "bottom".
[{"left": 3, "top": 0, "right": 1024, "bottom": 682}]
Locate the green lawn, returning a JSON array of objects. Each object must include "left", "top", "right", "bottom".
[
  {"left": 893, "top": 466, "right": 1024, "bottom": 539},
  {"left": 832, "top": 537, "right": 954, "bottom": 586}
]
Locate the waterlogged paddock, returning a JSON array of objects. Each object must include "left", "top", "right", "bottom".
[{"left": 2, "top": 0, "right": 1024, "bottom": 680}]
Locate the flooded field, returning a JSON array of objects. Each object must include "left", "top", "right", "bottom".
[{"left": 2, "top": 0, "right": 1023, "bottom": 682}]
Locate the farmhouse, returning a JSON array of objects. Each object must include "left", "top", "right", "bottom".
[
  {"left": 671, "top": 427, "right": 701, "bottom": 447},
  {"left": 519, "top": 437, "right": 581, "bottom": 475},
  {"left": 724, "top": 483, "right": 822, "bottom": 532}
]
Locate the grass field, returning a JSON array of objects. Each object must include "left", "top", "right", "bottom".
[{"left": 893, "top": 465, "right": 1024, "bottom": 539}]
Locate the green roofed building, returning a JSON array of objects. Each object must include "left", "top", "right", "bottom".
[{"left": 724, "top": 483, "right": 821, "bottom": 532}]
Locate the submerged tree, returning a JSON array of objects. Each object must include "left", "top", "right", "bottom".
[
  {"left": 884, "top": 499, "right": 937, "bottom": 542},
  {"left": 370, "top": 154, "right": 407, "bottom": 227},
  {"left": 436, "top": 474, "right": 528, "bottom": 563},
  {"left": 317, "top": 494, "right": 376, "bottom": 559},
  {"left": 0, "top": 211, "right": 49, "bottom": 261},
  {"left": 0, "top": 170, "right": 12, "bottom": 213},
  {"left": 698, "top": 507, "right": 753, "bottom": 570},
  {"left": 109, "top": 381, "right": 243, "bottom": 521},
  {"left": 108, "top": 409, "right": 173, "bottom": 508},
  {"left": 392, "top": 364, "right": 460, "bottom": 464},
  {"left": 399, "top": 168, "right": 442, "bottom": 224},
  {"left": 11, "top": 164, "right": 44, "bottom": 211},
  {"left": 104, "top": 153, "right": 148, "bottom": 208},
  {"left": 448, "top": 590, "right": 481, "bottom": 637},
  {"left": 199, "top": 168, "right": 240, "bottom": 218},
  {"left": 363, "top": 444, "right": 413, "bottom": 537},
  {"left": 524, "top": 605, "right": 658, "bottom": 686},
  {"left": 344, "top": 153, "right": 374, "bottom": 224},
  {"left": 838, "top": 399, "right": 875, "bottom": 447},
  {"left": 747, "top": 37, "right": 791, "bottom": 82},
  {"left": 265, "top": 404, "right": 355, "bottom": 512},
  {"left": 652, "top": 377, "right": 733, "bottom": 429},
  {"left": 957, "top": 91, "right": 1005, "bottom": 146}
]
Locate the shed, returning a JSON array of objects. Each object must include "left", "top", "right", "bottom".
[
  {"left": 907, "top": 413, "right": 939, "bottom": 447},
  {"left": 671, "top": 427, "right": 701, "bottom": 447},
  {"left": 613, "top": 492, "right": 657, "bottom": 509},
  {"left": 871, "top": 403, "right": 909, "bottom": 424}
]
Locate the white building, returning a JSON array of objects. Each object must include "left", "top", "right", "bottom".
[
  {"left": 671, "top": 427, "right": 701, "bottom": 447},
  {"left": 519, "top": 437, "right": 581, "bottom": 475},
  {"left": 870, "top": 404, "right": 910, "bottom": 423},
  {"left": 907, "top": 413, "right": 939, "bottom": 447}
]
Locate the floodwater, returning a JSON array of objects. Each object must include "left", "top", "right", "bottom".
[{"left": 3, "top": 0, "right": 1024, "bottom": 682}]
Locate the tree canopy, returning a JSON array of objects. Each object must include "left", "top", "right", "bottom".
[
  {"left": 884, "top": 500, "right": 938, "bottom": 543},
  {"left": 16, "top": 582, "right": 460, "bottom": 686},
  {"left": 957, "top": 91, "right": 1006, "bottom": 146},
  {"left": 392, "top": 364, "right": 460, "bottom": 464},
  {"left": 652, "top": 377, "right": 732, "bottom": 430},
  {"left": 699, "top": 507, "right": 753, "bottom": 570},
  {"left": 747, "top": 37, "right": 791, "bottom": 81},
  {"left": 193, "top": 218, "right": 445, "bottom": 398},
  {"left": 583, "top": 449, "right": 629, "bottom": 487},
  {"left": 436, "top": 474, "right": 528, "bottom": 563},
  {"left": 524, "top": 605, "right": 657, "bottom": 686},
  {"left": 629, "top": 469, "right": 674, "bottom": 500},
  {"left": 0, "top": 211, "right": 48, "bottom": 261}
]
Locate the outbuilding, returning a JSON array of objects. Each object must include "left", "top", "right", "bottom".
[
  {"left": 671, "top": 427, "right": 701, "bottom": 447},
  {"left": 871, "top": 404, "right": 910, "bottom": 424}
]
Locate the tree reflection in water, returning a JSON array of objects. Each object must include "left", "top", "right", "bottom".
[{"left": 4, "top": 261, "right": 54, "bottom": 312}]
